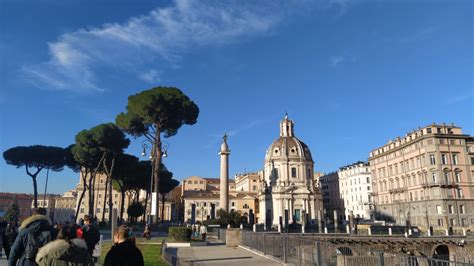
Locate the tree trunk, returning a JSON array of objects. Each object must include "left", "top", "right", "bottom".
[
  {"left": 142, "top": 190, "right": 149, "bottom": 222},
  {"left": 104, "top": 158, "right": 115, "bottom": 224},
  {"left": 43, "top": 168, "right": 50, "bottom": 202},
  {"left": 120, "top": 188, "right": 125, "bottom": 221},
  {"left": 87, "top": 176, "right": 94, "bottom": 215},
  {"left": 75, "top": 170, "right": 88, "bottom": 221},
  {"left": 87, "top": 153, "right": 106, "bottom": 217},
  {"left": 152, "top": 125, "right": 162, "bottom": 224},
  {"left": 32, "top": 176, "right": 38, "bottom": 209},
  {"left": 91, "top": 174, "right": 96, "bottom": 217},
  {"left": 25, "top": 165, "right": 42, "bottom": 209},
  {"left": 101, "top": 175, "right": 109, "bottom": 221},
  {"left": 161, "top": 193, "right": 166, "bottom": 221},
  {"left": 108, "top": 177, "right": 113, "bottom": 223}
]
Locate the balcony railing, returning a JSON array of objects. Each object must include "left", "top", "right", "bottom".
[
  {"left": 421, "top": 181, "right": 458, "bottom": 188},
  {"left": 388, "top": 187, "right": 407, "bottom": 194}
]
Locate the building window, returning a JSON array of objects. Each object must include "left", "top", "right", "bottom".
[
  {"left": 461, "top": 219, "right": 467, "bottom": 226},
  {"left": 243, "top": 204, "right": 249, "bottom": 209},
  {"left": 429, "top": 154, "right": 436, "bottom": 165},
  {"left": 460, "top": 205, "right": 465, "bottom": 214},
  {"left": 231, "top": 202, "right": 235, "bottom": 207},
  {"left": 452, "top": 154, "right": 458, "bottom": 165},
  {"left": 431, "top": 172, "right": 437, "bottom": 183},
  {"left": 455, "top": 172, "right": 461, "bottom": 183},
  {"left": 436, "top": 205, "right": 442, "bottom": 214},
  {"left": 97, "top": 208, "right": 101, "bottom": 213},
  {"left": 291, "top": 167, "right": 297, "bottom": 178},
  {"left": 252, "top": 185, "right": 257, "bottom": 191},
  {"left": 427, "top": 128, "right": 432, "bottom": 133},
  {"left": 471, "top": 157, "right": 474, "bottom": 165},
  {"left": 448, "top": 205, "right": 454, "bottom": 214},
  {"left": 80, "top": 208, "right": 84, "bottom": 214},
  {"left": 114, "top": 194, "right": 118, "bottom": 198},
  {"left": 457, "top": 189, "right": 463, "bottom": 198},
  {"left": 437, "top": 219, "right": 443, "bottom": 226},
  {"left": 444, "top": 172, "right": 449, "bottom": 182},
  {"left": 441, "top": 154, "right": 448, "bottom": 165}
]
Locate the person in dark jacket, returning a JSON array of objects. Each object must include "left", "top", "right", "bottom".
[
  {"left": 81, "top": 215, "right": 100, "bottom": 256},
  {"left": 35, "top": 224, "right": 93, "bottom": 266},
  {"left": 4, "top": 221, "right": 18, "bottom": 260},
  {"left": 8, "top": 208, "right": 54, "bottom": 266},
  {"left": 104, "top": 225, "right": 144, "bottom": 266}
]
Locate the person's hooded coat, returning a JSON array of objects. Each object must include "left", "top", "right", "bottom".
[
  {"left": 8, "top": 214, "right": 54, "bottom": 266},
  {"left": 35, "top": 238, "right": 94, "bottom": 266},
  {"left": 104, "top": 239, "right": 144, "bottom": 266}
]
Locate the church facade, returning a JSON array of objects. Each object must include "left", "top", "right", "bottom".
[{"left": 258, "top": 115, "right": 323, "bottom": 227}]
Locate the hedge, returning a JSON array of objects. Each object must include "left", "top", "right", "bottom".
[{"left": 169, "top": 227, "right": 192, "bottom": 242}]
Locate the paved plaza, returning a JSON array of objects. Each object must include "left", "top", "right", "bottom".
[{"left": 168, "top": 241, "right": 280, "bottom": 266}]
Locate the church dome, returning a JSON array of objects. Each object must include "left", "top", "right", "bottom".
[{"left": 264, "top": 115, "right": 313, "bottom": 163}]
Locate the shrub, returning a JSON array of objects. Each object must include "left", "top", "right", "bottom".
[{"left": 169, "top": 227, "right": 192, "bottom": 242}]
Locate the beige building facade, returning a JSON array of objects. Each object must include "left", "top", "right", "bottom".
[
  {"left": 53, "top": 189, "right": 77, "bottom": 223},
  {"left": 181, "top": 175, "right": 256, "bottom": 223},
  {"left": 75, "top": 172, "right": 174, "bottom": 222},
  {"left": 320, "top": 172, "right": 344, "bottom": 221},
  {"left": 369, "top": 123, "right": 474, "bottom": 232}
]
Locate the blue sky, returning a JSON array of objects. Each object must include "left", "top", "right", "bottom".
[{"left": 1, "top": 0, "right": 472, "bottom": 194}]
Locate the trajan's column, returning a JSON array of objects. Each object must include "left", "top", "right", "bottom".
[{"left": 219, "top": 134, "right": 230, "bottom": 212}]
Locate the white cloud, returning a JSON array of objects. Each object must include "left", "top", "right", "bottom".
[
  {"left": 399, "top": 27, "right": 437, "bottom": 44},
  {"left": 139, "top": 69, "right": 162, "bottom": 84},
  {"left": 23, "top": 0, "right": 293, "bottom": 93},
  {"left": 329, "top": 56, "right": 345, "bottom": 67}
]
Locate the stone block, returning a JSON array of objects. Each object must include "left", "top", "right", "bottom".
[{"left": 226, "top": 228, "right": 242, "bottom": 247}]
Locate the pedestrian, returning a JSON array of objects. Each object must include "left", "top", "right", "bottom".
[
  {"left": 191, "top": 224, "right": 196, "bottom": 238},
  {"left": 141, "top": 224, "right": 150, "bottom": 240},
  {"left": 200, "top": 224, "right": 207, "bottom": 241},
  {"left": 35, "top": 224, "right": 93, "bottom": 266},
  {"left": 8, "top": 208, "right": 54, "bottom": 266},
  {"left": 104, "top": 225, "right": 144, "bottom": 266},
  {"left": 4, "top": 221, "right": 18, "bottom": 260},
  {"left": 128, "top": 226, "right": 136, "bottom": 245},
  {"left": 0, "top": 220, "right": 9, "bottom": 259},
  {"left": 81, "top": 215, "right": 100, "bottom": 256}
]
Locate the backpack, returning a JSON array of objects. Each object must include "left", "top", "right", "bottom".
[{"left": 24, "top": 229, "right": 52, "bottom": 259}]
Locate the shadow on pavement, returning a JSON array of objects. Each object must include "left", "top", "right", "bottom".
[
  {"left": 207, "top": 242, "right": 225, "bottom": 246},
  {"left": 187, "top": 256, "right": 253, "bottom": 263}
]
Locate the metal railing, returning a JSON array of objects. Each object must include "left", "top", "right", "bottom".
[
  {"left": 240, "top": 231, "right": 474, "bottom": 266},
  {"left": 217, "top": 228, "right": 226, "bottom": 243}
]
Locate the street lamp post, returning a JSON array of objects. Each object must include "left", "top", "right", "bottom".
[
  {"left": 141, "top": 140, "right": 169, "bottom": 224},
  {"left": 201, "top": 206, "right": 204, "bottom": 223}
]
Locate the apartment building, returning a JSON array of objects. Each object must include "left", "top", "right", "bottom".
[
  {"left": 369, "top": 123, "right": 474, "bottom": 232},
  {"left": 320, "top": 172, "right": 344, "bottom": 221},
  {"left": 338, "top": 162, "right": 373, "bottom": 220}
]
